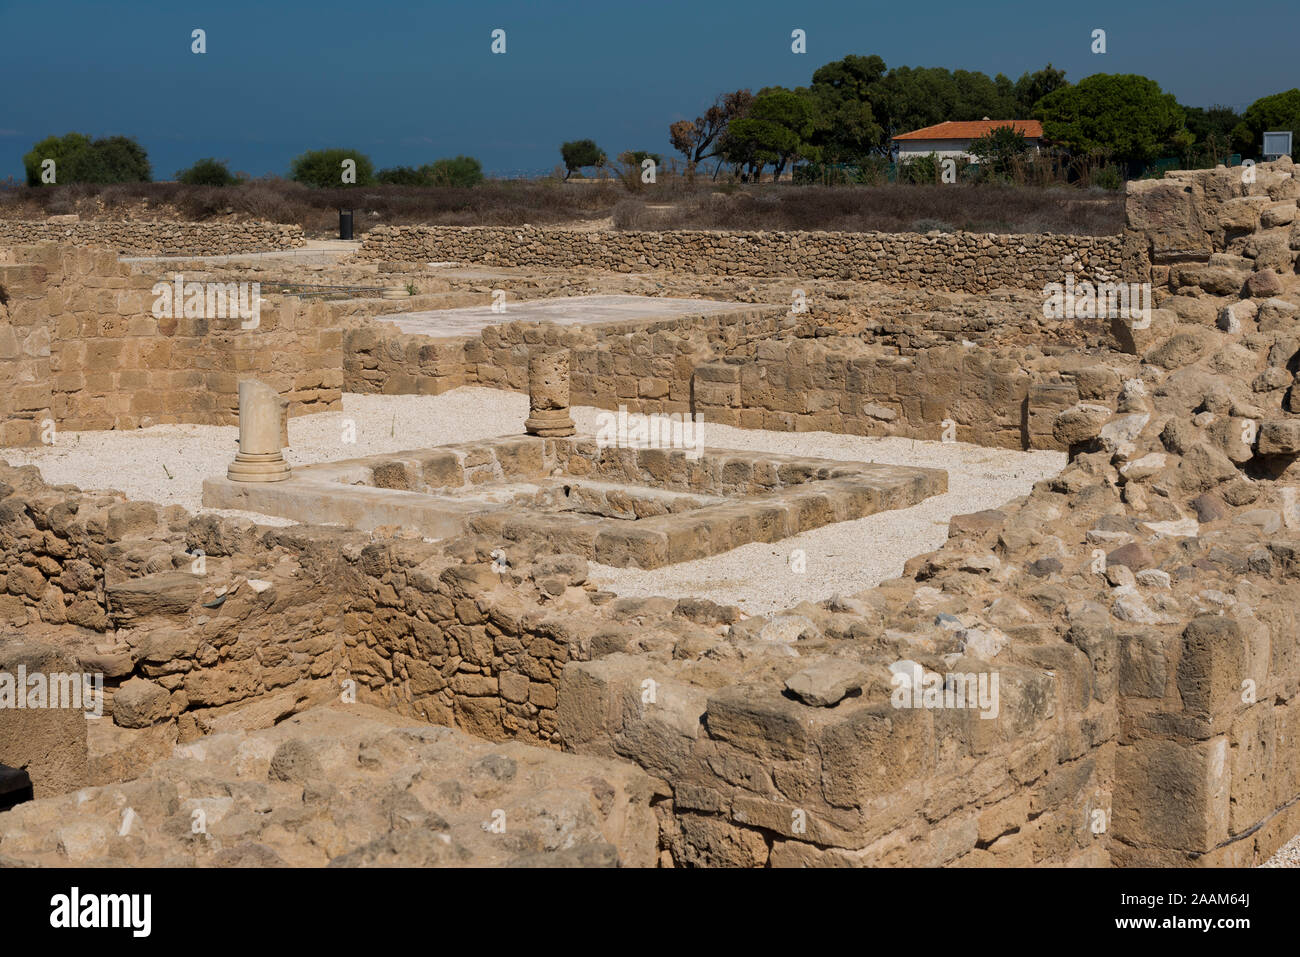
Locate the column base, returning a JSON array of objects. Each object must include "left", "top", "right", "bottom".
[
  {"left": 227, "top": 451, "right": 292, "bottom": 483},
  {"left": 525, "top": 412, "right": 576, "bottom": 437}
]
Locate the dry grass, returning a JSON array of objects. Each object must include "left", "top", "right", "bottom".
[
  {"left": 0, "top": 177, "right": 1123, "bottom": 236},
  {"left": 613, "top": 184, "right": 1122, "bottom": 235}
]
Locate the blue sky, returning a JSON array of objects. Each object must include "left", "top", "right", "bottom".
[{"left": 1, "top": 0, "right": 1296, "bottom": 182}]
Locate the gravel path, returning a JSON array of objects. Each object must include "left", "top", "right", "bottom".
[{"left": 5, "top": 387, "right": 1060, "bottom": 611}]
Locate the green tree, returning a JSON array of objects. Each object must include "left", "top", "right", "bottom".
[
  {"left": 1036, "top": 74, "right": 1187, "bottom": 171},
  {"left": 796, "top": 55, "right": 1064, "bottom": 163},
  {"left": 876, "top": 66, "right": 959, "bottom": 141},
  {"left": 176, "top": 157, "right": 239, "bottom": 186},
  {"left": 719, "top": 86, "right": 817, "bottom": 181},
  {"left": 424, "top": 155, "right": 484, "bottom": 187},
  {"left": 23, "top": 132, "right": 150, "bottom": 185},
  {"left": 1012, "top": 64, "right": 1068, "bottom": 115},
  {"left": 1180, "top": 105, "right": 1241, "bottom": 166},
  {"left": 951, "top": 69, "right": 1018, "bottom": 119},
  {"left": 1231, "top": 89, "right": 1300, "bottom": 160},
  {"left": 1183, "top": 104, "right": 1241, "bottom": 145},
  {"left": 23, "top": 133, "right": 92, "bottom": 185},
  {"left": 289, "top": 148, "right": 375, "bottom": 188},
  {"left": 83, "top": 136, "right": 152, "bottom": 183},
  {"left": 805, "top": 54, "right": 887, "bottom": 165},
  {"left": 969, "top": 125, "right": 1033, "bottom": 178},
  {"left": 898, "top": 151, "right": 943, "bottom": 184},
  {"left": 876, "top": 65, "right": 1020, "bottom": 142},
  {"left": 560, "top": 139, "right": 605, "bottom": 179}
]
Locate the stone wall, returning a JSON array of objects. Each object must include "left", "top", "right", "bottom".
[
  {"left": 557, "top": 629, "right": 1113, "bottom": 867},
  {"left": 343, "top": 305, "right": 788, "bottom": 411},
  {"left": 692, "top": 338, "right": 1095, "bottom": 451},
  {"left": 1126, "top": 157, "right": 1300, "bottom": 295},
  {"left": 344, "top": 301, "right": 1118, "bottom": 452},
  {"left": 0, "top": 220, "right": 304, "bottom": 256},
  {"left": 0, "top": 251, "right": 53, "bottom": 447},
  {"left": 358, "top": 224, "right": 1127, "bottom": 292},
  {"left": 0, "top": 459, "right": 579, "bottom": 749},
  {"left": 0, "top": 243, "right": 344, "bottom": 444},
  {"left": 10, "top": 445, "right": 1299, "bottom": 865}
]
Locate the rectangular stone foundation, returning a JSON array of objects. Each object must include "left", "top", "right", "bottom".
[{"left": 203, "top": 434, "right": 946, "bottom": 568}]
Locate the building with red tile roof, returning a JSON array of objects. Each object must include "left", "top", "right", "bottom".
[{"left": 893, "top": 120, "right": 1044, "bottom": 162}]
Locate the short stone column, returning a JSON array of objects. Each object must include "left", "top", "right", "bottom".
[
  {"left": 227, "top": 379, "right": 292, "bottom": 482},
  {"left": 524, "top": 349, "right": 576, "bottom": 437}
]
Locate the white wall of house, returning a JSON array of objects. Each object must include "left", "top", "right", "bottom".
[{"left": 896, "top": 138, "right": 1041, "bottom": 163}]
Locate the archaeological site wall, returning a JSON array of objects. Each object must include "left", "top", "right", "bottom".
[
  {"left": 345, "top": 302, "right": 1118, "bottom": 452},
  {"left": 7, "top": 419, "right": 1300, "bottom": 864},
  {"left": 0, "top": 219, "right": 305, "bottom": 256},
  {"left": 691, "top": 339, "right": 1085, "bottom": 449},
  {"left": 1125, "top": 164, "right": 1300, "bottom": 297},
  {"left": 343, "top": 305, "right": 787, "bottom": 414},
  {"left": 358, "top": 224, "right": 1129, "bottom": 293},
  {"left": 0, "top": 244, "right": 343, "bottom": 444}
]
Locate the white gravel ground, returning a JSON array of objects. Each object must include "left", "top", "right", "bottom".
[
  {"left": 3, "top": 389, "right": 534, "bottom": 525},
  {"left": 1262, "top": 828, "right": 1300, "bottom": 867},
  {"left": 4, "top": 387, "right": 1063, "bottom": 613}
]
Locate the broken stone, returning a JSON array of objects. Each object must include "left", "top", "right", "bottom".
[{"left": 783, "top": 657, "right": 868, "bottom": 707}]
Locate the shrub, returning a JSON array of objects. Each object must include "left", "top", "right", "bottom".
[
  {"left": 1092, "top": 165, "right": 1124, "bottom": 190},
  {"left": 898, "top": 152, "right": 941, "bottom": 184},
  {"left": 23, "top": 133, "right": 151, "bottom": 186},
  {"left": 968, "top": 126, "right": 1032, "bottom": 180},
  {"left": 376, "top": 166, "right": 426, "bottom": 185},
  {"left": 176, "top": 158, "right": 239, "bottom": 186},
  {"left": 289, "top": 148, "right": 375, "bottom": 188},
  {"left": 424, "top": 156, "right": 483, "bottom": 187}
]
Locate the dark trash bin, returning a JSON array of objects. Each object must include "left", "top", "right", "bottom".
[
  {"left": 339, "top": 208, "right": 354, "bottom": 241},
  {"left": 0, "top": 763, "right": 33, "bottom": 811}
]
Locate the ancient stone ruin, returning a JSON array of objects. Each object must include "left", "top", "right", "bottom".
[{"left": 1, "top": 159, "right": 1300, "bottom": 867}]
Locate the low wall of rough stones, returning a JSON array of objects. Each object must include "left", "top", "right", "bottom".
[
  {"left": 357, "top": 224, "right": 1127, "bottom": 292},
  {"left": 0, "top": 459, "right": 584, "bottom": 760},
  {"left": 0, "top": 220, "right": 304, "bottom": 256}
]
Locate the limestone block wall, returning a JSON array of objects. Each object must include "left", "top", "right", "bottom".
[
  {"left": 0, "top": 251, "right": 55, "bottom": 446},
  {"left": 343, "top": 305, "right": 788, "bottom": 412},
  {"left": 473, "top": 307, "right": 786, "bottom": 414},
  {"left": 693, "top": 338, "right": 1080, "bottom": 451},
  {"left": 358, "top": 224, "right": 1127, "bottom": 292},
  {"left": 557, "top": 643, "right": 1113, "bottom": 867},
  {"left": 0, "top": 220, "right": 304, "bottom": 256},
  {"left": 0, "top": 243, "right": 343, "bottom": 443},
  {"left": 0, "top": 460, "right": 586, "bottom": 752}
]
